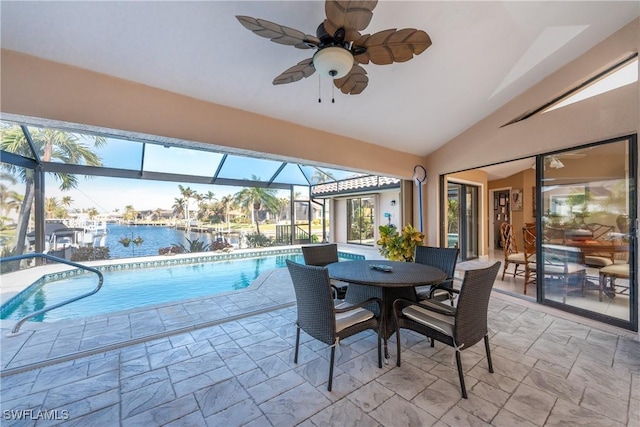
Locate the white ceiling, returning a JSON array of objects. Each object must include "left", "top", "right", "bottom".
[{"left": 1, "top": 1, "right": 638, "bottom": 159}]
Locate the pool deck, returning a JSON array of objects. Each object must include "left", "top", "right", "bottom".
[
  {"left": 1, "top": 246, "right": 370, "bottom": 373},
  {"left": 0, "top": 244, "right": 638, "bottom": 426}
]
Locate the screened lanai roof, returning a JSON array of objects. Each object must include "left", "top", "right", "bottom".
[{"left": 0, "top": 118, "right": 397, "bottom": 191}]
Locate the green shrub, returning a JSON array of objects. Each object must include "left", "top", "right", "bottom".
[
  {"left": 158, "top": 246, "right": 185, "bottom": 255},
  {"left": 0, "top": 246, "right": 20, "bottom": 273},
  {"left": 175, "top": 237, "right": 209, "bottom": 253},
  {"left": 71, "top": 246, "right": 110, "bottom": 262},
  {"left": 245, "top": 232, "right": 273, "bottom": 248},
  {"left": 210, "top": 240, "right": 233, "bottom": 252},
  {"left": 377, "top": 224, "right": 424, "bottom": 262}
]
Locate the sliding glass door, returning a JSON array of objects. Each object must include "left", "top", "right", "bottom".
[
  {"left": 346, "top": 197, "right": 375, "bottom": 245},
  {"left": 538, "top": 136, "right": 637, "bottom": 329},
  {"left": 445, "top": 182, "right": 479, "bottom": 261}
]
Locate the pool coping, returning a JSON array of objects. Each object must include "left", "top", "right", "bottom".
[
  {"left": 1, "top": 246, "right": 365, "bottom": 317},
  {"left": 0, "top": 245, "right": 370, "bottom": 374}
]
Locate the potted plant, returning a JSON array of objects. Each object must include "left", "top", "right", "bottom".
[
  {"left": 377, "top": 224, "right": 424, "bottom": 262},
  {"left": 118, "top": 237, "right": 131, "bottom": 247}
]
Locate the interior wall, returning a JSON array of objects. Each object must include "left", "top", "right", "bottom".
[
  {"left": 488, "top": 169, "right": 536, "bottom": 250},
  {"left": 423, "top": 18, "right": 639, "bottom": 247}
]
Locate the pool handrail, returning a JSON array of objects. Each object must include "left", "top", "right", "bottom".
[{"left": 1, "top": 253, "right": 104, "bottom": 335}]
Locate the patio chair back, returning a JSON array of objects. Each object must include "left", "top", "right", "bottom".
[
  {"left": 500, "top": 222, "right": 519, "bottom": 255},
  {"left": 301, "top": 244, "right": 339, "bottom": 267},
  {"left": 286, "top": 260, "right": 382, "bottom": 391},
  {"left": 454, "top": 262, "right": 502, "bottom": 346},
  {"left": 414, "top": 246, "right": 459, "bottom": 301},
  {"left": 522, "top": 223, "right": 537, "bottom": 293},
  {"left": 286, "top": 260, "right": 336, "bottom": 345},
  {"left": 414, "top": 246, "right": 459, "bottom": 281}
]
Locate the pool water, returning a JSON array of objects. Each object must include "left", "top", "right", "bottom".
[{"left": 1, "top": 253, "right": 356, "bottom": 323}]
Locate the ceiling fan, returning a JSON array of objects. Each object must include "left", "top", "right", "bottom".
[{"left": 236, "top": 1, "right": 432, "bottom": 95}]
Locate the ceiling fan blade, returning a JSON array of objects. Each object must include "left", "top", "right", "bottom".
[
  {"left": 324, "top": 1, "right": 378, "bottom": 42},
  {"left": 334, "top": 65, "right": 368, "bottom": 94},
  {"left": 273, "top": 58, "right": 316, "bottom": 85},
  {"left": 354, "top": 28, "right": 432, "bottom": 65},
  {"left": 236, "top": 16, "right": 320, "bottom": 49}
]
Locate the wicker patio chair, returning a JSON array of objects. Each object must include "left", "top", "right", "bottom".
[
  {"left": 500, "top": 222, "right": 526, "bottom": 280},
  {"left": 393, "top": 261, "right": 501, "bottom": 399},
  {"left": 583, "top": 223, "right": 616, "bottom": 268},
  {"left": 285, "top": 260, "right": 382, "bottom": 391},
  {"left": 522, "top": 224, "right": 537, "bottom": 295},
  {"left": 599, "top": 263, "right": 630, "bottom": 301},
  {"left": 302, "top": 243, "right": 348, "bottom": 299},
  {"left": 542, "top": 244, "right": 588, "bottom": 304},
  {"left": 301, "top": 243, "right": 339, "bottom": 266},
  {"left": 413, "top": 246, "right": 460, "bottom": 305}
]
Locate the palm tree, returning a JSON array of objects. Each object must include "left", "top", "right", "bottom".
[
  {"left": 219, "top": 195, "right": 233, "bottom": 231},
  {"left": 61, "top": 196, "right": 73, "bottom": 208},
  {"left": 45, "top": 197, "right": 60, "bottom": 219},
  {"left": 0, "top": 172, "right": 22, "bottom": 221},
  {"left": 123, "top": 205, "right": 138, "bottom": 222},
  {"left": 86, "top": 207, "right": 99, "bottom": 219},
  {"left": 233, "top": 177, "right": 279, "bottom": 234},
  {"left": 204, "top": 191, "right": 216, "bottom": 203},
  {"left": 172, "top": 198, "right": 186, "bottom": 220},
  {"left": 154, "top": 208, "right": 163, "bottom": 222},
  {"left": 277, "top": 197, "right": 290, "bottom": 222},
  {"left": 178, "top": 185, "right": 196, "bottom": 223},
  {"left": 1, "top": 126, "right": 105, "bottom": 255},
  {"left": 311, "top": 169, "right": 336, "bottom": 184}
]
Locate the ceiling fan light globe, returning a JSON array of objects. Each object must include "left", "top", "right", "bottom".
[{"left": 313, "top": 46, "right": 353, "bottom": 79}]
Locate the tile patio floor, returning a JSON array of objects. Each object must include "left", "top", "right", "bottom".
[{"left": 1, "top": 248, "right": 639, "bottom": 426}]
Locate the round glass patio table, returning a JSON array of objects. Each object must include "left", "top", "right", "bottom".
[{"left": 326, "top": 260, "right": 446, "bottom": 358}]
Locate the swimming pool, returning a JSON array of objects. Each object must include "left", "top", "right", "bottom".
[{"left": 1, "top": 249, "right": 364, "bottom": 323}]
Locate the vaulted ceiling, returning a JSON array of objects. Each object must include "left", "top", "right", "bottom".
[{"left": 1, "top": 1, "right": 638, "bottom": 158}]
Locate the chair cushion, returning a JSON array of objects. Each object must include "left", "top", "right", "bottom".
[
  {"left": 335, "top": 302, "right": 374, "bottom": 333},
  {"left": 545, "top": 262, "right": 585, "bottom": 275},
  {"left": 415, "top": 285, "right": 431, "bottom": 300},
  {"left": 416, "top": 287, "right": 454, "bottom": 302},
  {"left": 402, "top": 304, "right": 455, "bottom": 337},
  {"left": 584, "top": 256, "right": 614, "bottom": 268},
  {"left": 599, "top": 264, "right": 630, "bottom": 279},
  {"left": 507, "top": 253, "right": 526, "bottom": 263}
]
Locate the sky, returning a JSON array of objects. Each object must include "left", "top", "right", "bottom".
[
  {"left": 44, "top": 176, "right": 297, "bottom": 214},
  {"left": 3, "top": 126, "right": 360, "bottom": 215}
]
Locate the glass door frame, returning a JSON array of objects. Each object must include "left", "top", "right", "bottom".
[
  {"left": 439, "top": 178, "right": 480, "bottom": 261},
  {"left": 534, "top": 134, "right": 637, "bottom": 331},
  {"left": 346, "top": 196, "right": 376, "bottom": 246}
]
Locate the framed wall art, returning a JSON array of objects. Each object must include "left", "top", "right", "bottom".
[{"left": 511, "top": 188, "right": 523, "bottom": 211}]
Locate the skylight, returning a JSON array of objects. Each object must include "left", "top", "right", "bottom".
[{"left": 544, "top": 57, "right": 638, "bottom": 113}]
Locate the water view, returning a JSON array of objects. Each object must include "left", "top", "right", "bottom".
[{"left": 105, "top": 224, "right": 216, "bottom": 258}]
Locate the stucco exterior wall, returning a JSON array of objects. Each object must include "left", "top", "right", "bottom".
[{"left": 0, "top": 49, "right": 423, "bottom": 180}]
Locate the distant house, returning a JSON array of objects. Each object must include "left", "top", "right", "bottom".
[{"left": 311, "top": 175, "right": 402, "bottom": 246}]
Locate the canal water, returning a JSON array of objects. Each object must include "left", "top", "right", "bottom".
[{"left": 105, "top": 224, "right": 223, "bottom": 258}]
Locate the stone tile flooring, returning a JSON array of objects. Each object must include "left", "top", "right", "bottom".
[{"left": 1, "top": 259, "right": 639, "bottom": 426}]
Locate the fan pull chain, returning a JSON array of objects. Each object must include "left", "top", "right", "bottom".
[
  {"left": 332, "top": 85, "right": 335, "bottom": 103},
  {"left": 318, "top": 76, "right": 321, "bottom": 103}
]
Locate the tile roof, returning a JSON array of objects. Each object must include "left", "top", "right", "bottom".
[{"left": 311, "top": 175, "right": 401, "bottom": 196}]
